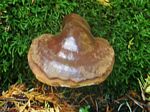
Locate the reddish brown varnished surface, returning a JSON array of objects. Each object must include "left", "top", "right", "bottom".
[{"left": 28, "top": 13, "right": 115, "bottom": 88}]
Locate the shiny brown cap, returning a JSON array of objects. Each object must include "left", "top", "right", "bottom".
[{"left": 28, "top": 13, "right": 115, "bottom": 88}]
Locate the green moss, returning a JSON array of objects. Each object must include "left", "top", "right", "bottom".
[{"left": 0, "top": 0, "right": 149, "bottom": 95}]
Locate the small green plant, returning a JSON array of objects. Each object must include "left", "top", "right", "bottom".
[
  {"left": 138, "top": 74, "right": 150, "bottom": 101},
  {"left": 79, "top": 105, "right": 90, "bottom": 112}
]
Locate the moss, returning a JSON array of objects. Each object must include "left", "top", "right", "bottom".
[{"left": 0, "top": 0, "right": 149, "bottom": 96}]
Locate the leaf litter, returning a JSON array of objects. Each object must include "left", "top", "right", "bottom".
[
  {"left": 0, "top": 83, "right": 150, "bottom": 112},
  {"left": 0, "top": 84, "right": 76, "bottom": 112}
]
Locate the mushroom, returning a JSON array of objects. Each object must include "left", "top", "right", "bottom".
[{"left": 28, "top": 13, "right": 115, "bottom": 88}]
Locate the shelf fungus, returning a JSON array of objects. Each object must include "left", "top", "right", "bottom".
[{"left": 28, "top": 13, "right": 115, "bottom": 88}]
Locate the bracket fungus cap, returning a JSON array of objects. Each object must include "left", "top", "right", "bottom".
[{"left": 28, "top": 13, "right": 115, "bottom": 88}]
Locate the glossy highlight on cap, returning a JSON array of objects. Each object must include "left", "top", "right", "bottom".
[{"left": 28, "top": 13, "right": 115, "bottom": 88}]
